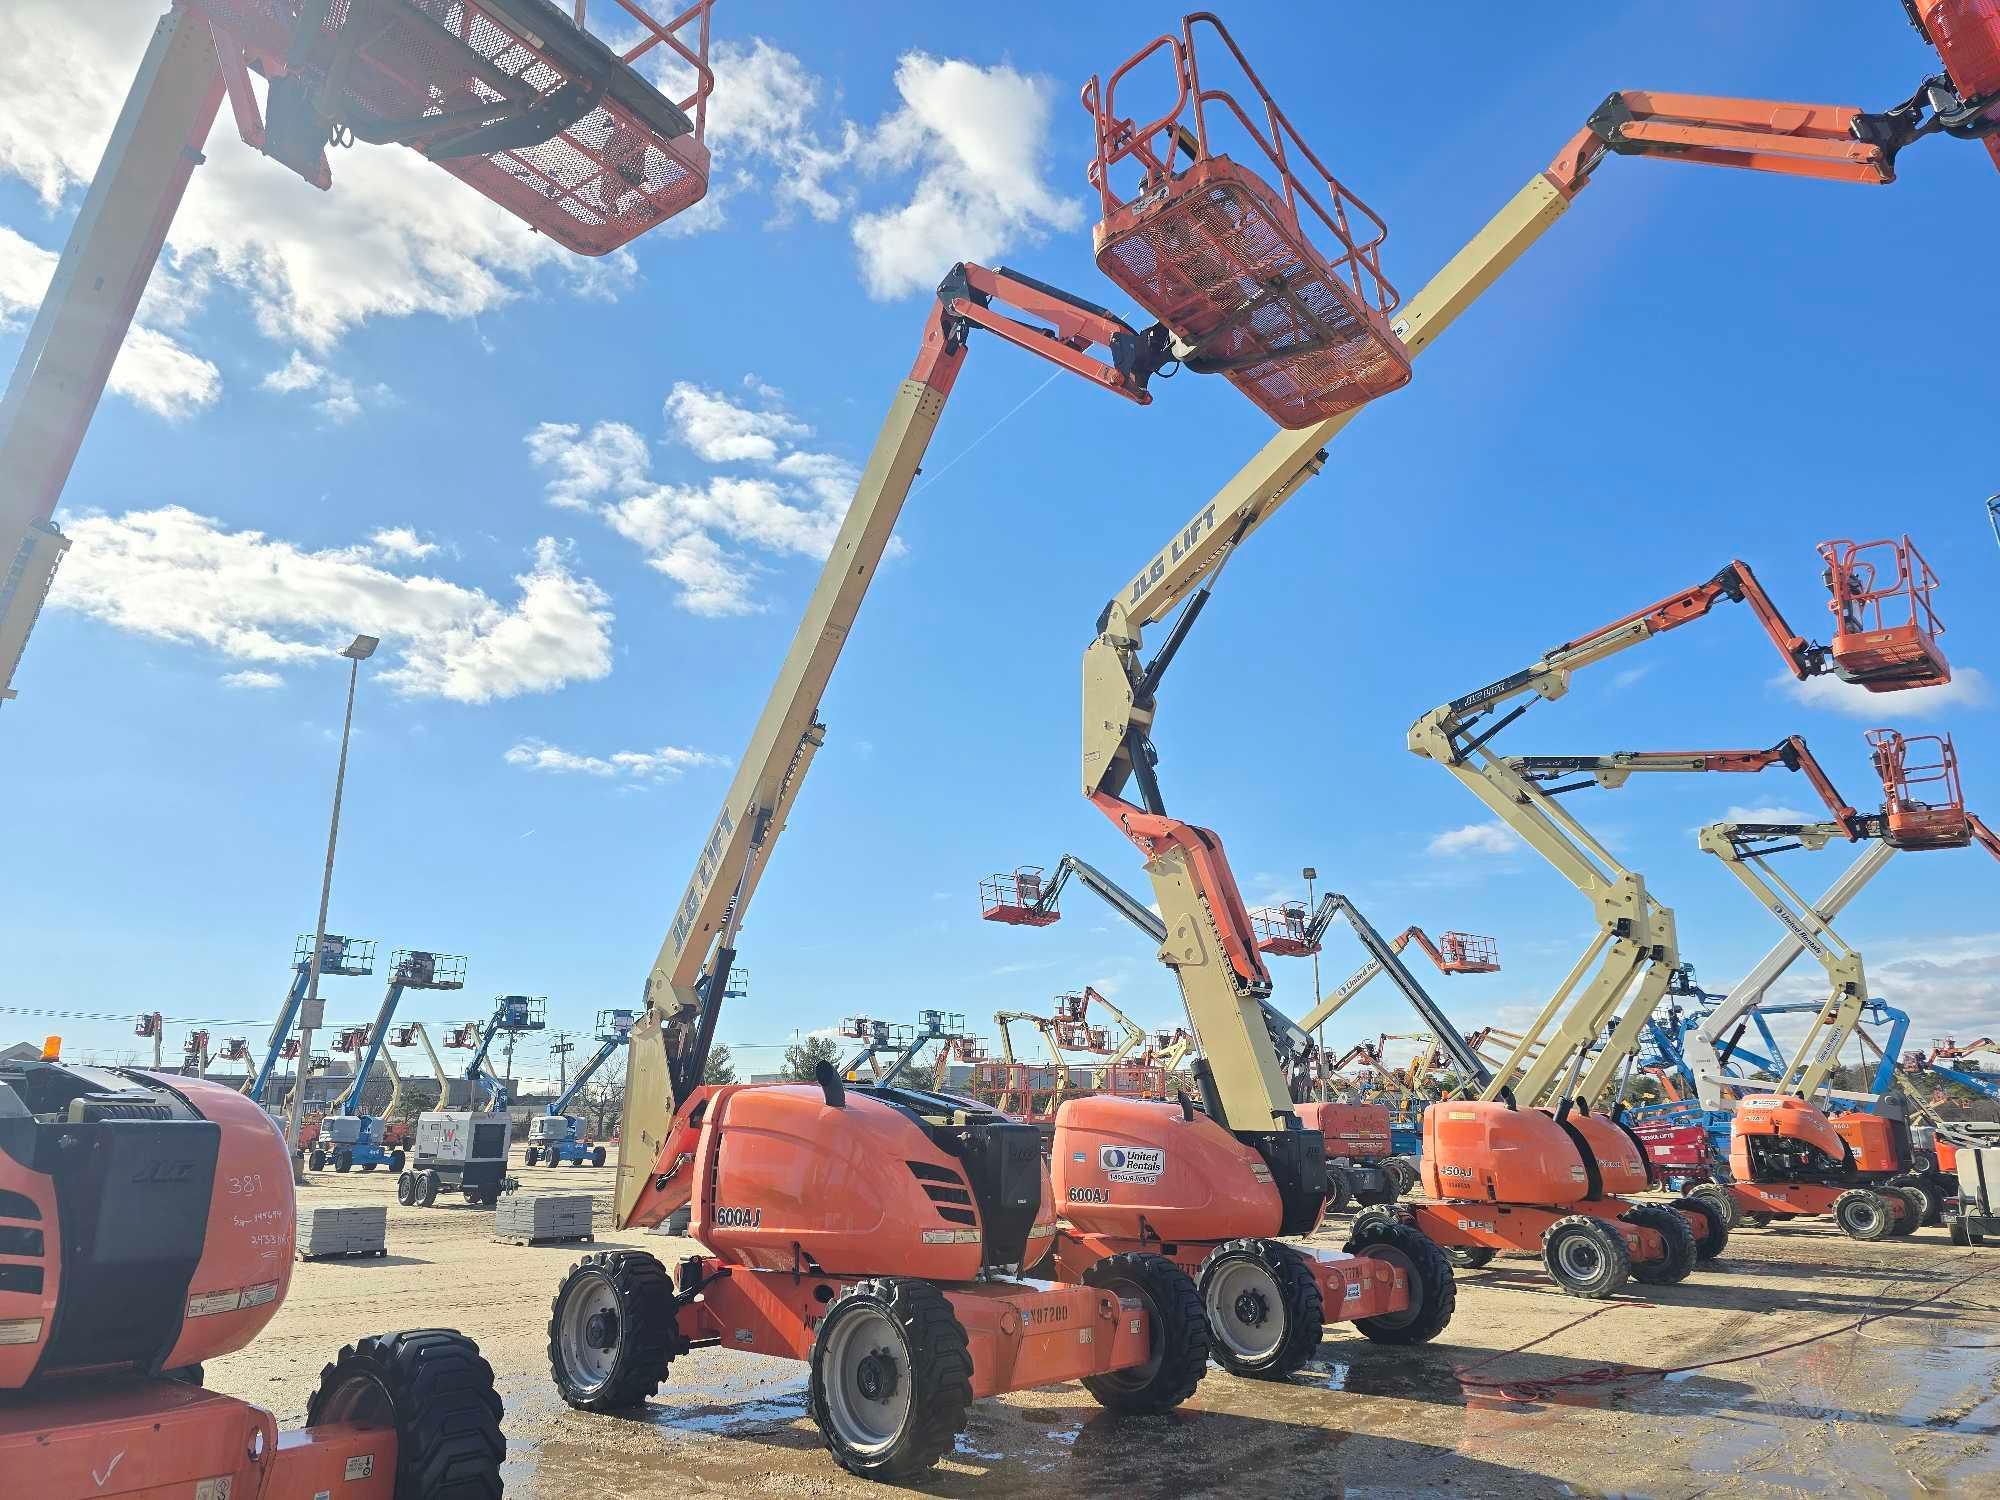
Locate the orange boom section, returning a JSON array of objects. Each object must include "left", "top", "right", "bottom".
[{"left": 1081, "top": 12, "right": 1409, "bottom": 428}]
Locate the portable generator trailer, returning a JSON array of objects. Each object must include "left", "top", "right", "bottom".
[
  {"left": 0, "top": 1051, "right": 503, "bottom": 1499},
  {"left": 313, "top": 949, "right": 467, "bottom": 1174},
  {"left": 400, "top": 1109, "right": 515, "bottom": 1209}
]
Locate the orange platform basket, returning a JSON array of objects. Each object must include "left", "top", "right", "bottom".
[
  {"left": 1081, "top": 13, "right": 1409, "bottom": 429},
  {"left": 193, "top": 0, "right": 714, "bottom": 255},
  {"left": 980, "top": 867, "right": 1060, "bottom": 926},
  {"left": 1250, "top": 901, "right": 1316, "bottom": 956},
  {"left": 1818, "top": 536, "right": 1949, "bottom": 692},
  {"left": 1867, "top": 728, "right": 1973, "bottom": 850},
  {"left": 1434, "top": 931, "right": 1500, "bottom": 974}
]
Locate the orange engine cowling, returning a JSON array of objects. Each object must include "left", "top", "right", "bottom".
[
  {"left": 0, "top": 1064, "right": 295, "bottom": 1392},
  {"left": 1567, "top": 1111, "right": 1651, "bottom": 1196},
  {"left": 1832, "top": 1111, "right": 1911, "bottom": 1175},
  {"left": 1914, "top": 0, "right": 2000, "bottom": 173},
  {"left": 1422, "top": 1100, "right": 1593, "bottom": 1206},
  {"left": 692, "top": 1083, "right": 1048, "bottom": 1280},
  {"left": 1051, "top": 1095, "right": 1286, "bottom": 1243},
  {"left": 1295, "top": 1101, "right": 1392, "bottom": 1160},
  {"left": 1729, "top": 1094, "right": 1849, "bottom": 1180}
]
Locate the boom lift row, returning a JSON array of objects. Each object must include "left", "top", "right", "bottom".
[
  {"left": 0, "top": 0, "right": 719, "bottom": 707},
  {"left": 316, "top": 948, "right": 466, "bottom": 1174}
]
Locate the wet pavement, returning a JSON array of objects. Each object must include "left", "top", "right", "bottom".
[{"left": 203, "top": 1158, "right": 2000, "bottom": 1498}]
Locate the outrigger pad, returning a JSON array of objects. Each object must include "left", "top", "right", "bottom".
[
  {"left": 1095, "top": 157, "right": 1412, "bottom": 429},
  {"left": 201, "top": 0, "right": 711, "bottom": 255}
]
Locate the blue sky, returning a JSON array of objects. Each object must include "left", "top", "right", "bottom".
[{"left": 2, "top": 2, "right": 1995, "bottom": 1089}]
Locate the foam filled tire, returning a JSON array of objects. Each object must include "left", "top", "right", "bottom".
[
  {"left": 1541, "top": 1215, "right": 1631, "bottom": 1299},
  {"left": 417, "top": 1170, "right": 441, "bottom": 1208},
  {"left": 1891, "top": 1175, "right": 1941, "bottom": 1227},
  {"left": 809, "top": 1278, "right": 971, "bottom": 1481},
  {"left": 1196, "top": 1239, "right": 1324, "bottom": 1378},
  {"left": 334, "top": 1150, "right": 353, "bottom": 1174},
  {"left": 1445, "top": 1246, "right": 1497, "bottom": 1269},
  {"left": 1623, "top": 1204, "right": 1697, "bottom": 1286},
  {"left": 524, "top": 1147, "right": 540, "bottom": 1166},
  {"left": 1385, "top": 1156, "right": 1421, "bottom": 1197},
  {"left": 1078, "top": 1252, "right": 1209, "bottom": 1413},
  {"left": 1885, "top": 1186, "right": 1924, "bottom": 1237},
  {"left": 397, "top": 1171, "right": 417, "bottom": 1206},
  {"left": 1322, "top": 1163, "right": 1353, "bottom": 1216},
  {"left": 308, "top": 1149, "right": 327, "bottom": 1173},
  {"left": 389, "top": 1150, "right": 406, "bottom": 1174},
  {"left": 1911, "top": 1146, "right": 1940, "bottom": 1175},
  {"left": 1349, "top": 1204, "right": 1403, "bottom": 1240},
  {"left": 1670, "top": 1196, "right": 1730, "bottom": 1262},
  {"left": 592, "top": 1146, "right": 607, "bottom": 1168},
  {"left": 1343, "top": 1218, "right": 1456, "bottom": 1344},
  {"left": 1834, "top": 1188, "right": 1895, "bottom": 1242},
  {"left": 1688, "top": 1182, "right": 1740, "bottom": 1233},
  {"left": 307, "top": 1329, "right": 504, "bottom": 1500},
  {"left": 549, "top": 1251, "right": 681, "bottom": 1413}
]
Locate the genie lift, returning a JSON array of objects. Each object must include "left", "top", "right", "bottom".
[
  {"left": 526, "top": 1008, "right": 634, "bottom": 1168},
  {"left": 245, "top": 933, "right": 375, "bottom": 1110},
  {"left": 315, "top": 949, "right": 466, "bottom": 1173},
  {"left": 402, "top": 994, "right": 544, "bottom": 1209}
]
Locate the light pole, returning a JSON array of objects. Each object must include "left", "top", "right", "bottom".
[
  {"left": 1302, "top": 865, "right": 1322, "bottom": 1101},
  {"left": 287, "top": 633, "right": 377, "bottom": 1184}
]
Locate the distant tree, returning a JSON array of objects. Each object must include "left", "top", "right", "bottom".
[
  {"left": 782, "top": 1034, "right": 841, "bottom": 1082},
  {"left": 389, "top": 1080, "right": 440, "bottom": 1121},
  {"left": 575, "top": 1056, "right": 627, "bottom": 1137},
  {"left": 703, "top": 1044, "right": 738, "bottom": 1085}
]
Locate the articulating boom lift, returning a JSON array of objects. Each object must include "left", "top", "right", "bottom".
[
  {"left": 317, "top": 948, "right": 465, "bottom": 1175},
  {"left": 1, "top": 0, "right": 719, "bottom": 709},
  {"left": 551, "top": 257, "right": 1250, "bottom": 1482},
  {"left": 245, "top": 933, "right": 375, "bottom": 1109},
  {"left": 527, "top": 1009, "right": 634, "bottom": 1169}
]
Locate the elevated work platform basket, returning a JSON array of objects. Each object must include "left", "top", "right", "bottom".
[
  {"left": 1082, "top": 13, "right": 1409, "bottom": 429},
  {"left": 1433, "top": 931, "right": 1500, "bottom": 974},
  {"left": 1868, "top": 728, "right": 1973, "bottom": 850},
  {"left": 218, "top": 1037, "right": 252, "bottom": 1061},
  {"left": 495, "top": 994, "right": 548, "bottom": 1031},
  {"left": 1250, "top": 902, "right": 1315, "bottom": 956},
  {"left": 597, "top": 1008, "right": 636, "bottom": 1041},
  {"left": 195, "top": 0, "right": 715, "bottom": 255},
  {"left": 1819, "top": 536, "right": 1949, "bottom": 692},
  {"left": 980, "top": 867, "right": 1059, "bottom": 926},
  {"left": 392, "top": 948, "right": 467, "bottom": 989},
  {"left": 296, "top": 932, "right": 375, "bottom": 977}
]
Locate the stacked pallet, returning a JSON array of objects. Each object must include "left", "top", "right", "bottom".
[
  {"left": 495, "top": 1192, "right": 595, "bottom": 1246},
  {"left": 299, "top": 1204, "right": 388, "bottom": 1260}
]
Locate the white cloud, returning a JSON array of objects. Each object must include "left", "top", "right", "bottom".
[
  {"left": 504, "top": 738, "right": 724, "bottom": 780},
  {"left": 0, "top": 1, "right": 636, "bottom": 354},
  {"left": 1720, "top": 805, "right": 1814, "bottom": 826},
  {"left": 220, "top": 669, "right": 283, "bottom": 690},
  {"left": 259, "top": 350, "right": 384, "bottom": 424},
  {"left": 49, "top": 507, "right": 611, "bottom": 703},
  {"left": 369, "top": 527, "right": 438, "bottom": 560},
  {"left": 1427, "top": 820, "right": 1521, "bottom": 857},
  {"left": 1778, "top": 665, "right": 1991, "bottom": 719},
  {"left": 696, "top": 39, "right": 859, "bottom": 226},
  {"left": 527, "top": 381, "right": 872, "bottom": 617},
  {"left": 850, "top": 54, "right": 1083, "bottom": 300},
  {"left": 0, "top": 225, "right": 219, "bottom": 420}
]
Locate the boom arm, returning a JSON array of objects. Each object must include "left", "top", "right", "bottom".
[
  {"left": 549, "top": 1035, "right": 624, "bottom": 1118},
  {"left": 336, "top": 980, "right": 409, "bottom": 1117},
  {"left": 247, "top": 964, "right": 314, "bottom": 1105}
]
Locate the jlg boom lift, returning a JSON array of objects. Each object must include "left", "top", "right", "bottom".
[
  {"left": 316, "top": 948, "right": 465, "bottom": 1175},
  {"left": 1399, "top": 544, "right": 1945, "bottom": 1293},
  {"left": 1677, "top": 729, "right": 2000, "bottom": 1242},
  {"left": 526, "top": 1008, "right": 634, "bottom": 1168},
  {"left": 544, "top": 250, "right": 1272, "bottom": 1481},
  {"left": 0, "top": 0, "right": 718, "bottom": 709}
]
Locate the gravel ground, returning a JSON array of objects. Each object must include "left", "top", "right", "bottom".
[{"left": 204, "top": 1148, "right": 2000, "bottom": 1498}]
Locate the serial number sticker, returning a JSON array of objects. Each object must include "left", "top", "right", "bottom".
[
  {"left": 186, "top": 1289, "right": 242, "bottom": 1318},
  {"left": 345, "top": 1455, "right": 375, "bottom": 1480},
  {"left": 1446, "top": 1111, "right": 1477, "bottom": 1120}
]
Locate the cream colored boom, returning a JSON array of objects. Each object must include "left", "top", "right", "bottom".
[{"left": 1697, "top": 822, "right": 1873, "bottom": 1104}]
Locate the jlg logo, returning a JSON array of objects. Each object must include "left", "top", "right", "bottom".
[
  {"left": 132, "top": 1161, "right": 195, "bottom": 1185},
  {"left": 715, "top": 1206, "right": 762, "bottom": 1229}
]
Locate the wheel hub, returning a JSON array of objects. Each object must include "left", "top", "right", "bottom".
[
  {"left": 584, "top": 1308, "right": 620, "bottom": 1351},
  {"left": 1232, "top": 1289, "right": 1270, "bottom": 1326},
  {"left": 854, "top": 1349, "right": 899, "bottom": 1402}
]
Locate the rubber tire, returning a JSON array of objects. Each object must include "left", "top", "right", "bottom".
[
  {"left": 1670, "top": 1196, "right": 1730, "bottom": 1262},
  {"left": 397, "top": 1171, "right": 416, "bottom": 1206},
  {"left": 1078, "top": 1252, "right": 1209, "bottom": 1413},
  {"left": 1834, "top": 1188, "right": 1895, "bottom": 1242},
  {"left": 334, "top": 1150, "right": 353, "bottom": 1174},
  {"left": 1343, "top": 1218, "right": 1457, "bottom": 1344},
  {"left": 1745, "top": 1212, "right": 1775, "bottom": 1228},
  {"left": 1623, "top": 1204, "right": 1697, "bottom": 1286},
  {"left": 1349, "top": 1204, "right": 1404, "bottom": 1241},
  {"left": 524, "top": 1147, "right": 540, "bottom": 1167},
  {"left": 1323, "top": 1163, "right": 1353, "bottom": 1216},
  {"left": 592, "top": 1146, "right": 607, "bottom": 1168},
  {"left": 362, "top": 1161, "right": 377, "bottom": 1173},
  {"left": 389, "top": 1150, "right": 406, "bottom": 1174},
  {"left": 1891, "top": 1175, "right": 1940, "bottom": 1226},
  {"left": 417, "top": 1170, "right": 441, "bottom": 1208},
  {"left": 1911, "top": 1147, "right": 1940, "bottom": 1175},
  {"left": 809, "top": 1279, "right": 971, "bottom": 1481},
  {"left": 548, "top": 1251, "right": 680, "bottom": 1411},
  {"left": 1541, "top": 1215, "right": 1632, "bottom": 1299},
  {"left": 306, "top": 1329, "right": 503, "bottom": 1500},
  {"left": 1885, "top": 1186, "right": 1924, "bottom": 1238},
  {"left": 1196, "top": 1238, "right": 1324, "bottom": 1378},
  {"left": 1445, "top": 1246, "right": 1497, "bottom": 1269},
  {"left": 1950, "top": 1217, "right": 1972, "bottom": 1246},
  {"left": 308, "top": 1149, "right": 327, "bottom": 1173},
  {"left": 1689, "top": 1182, "right": 1740, "bottom": 1233}
]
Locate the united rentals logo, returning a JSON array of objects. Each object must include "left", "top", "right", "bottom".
[{"left": 1099, "top": 1145, "right": 1165, "bottom": 1185}]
